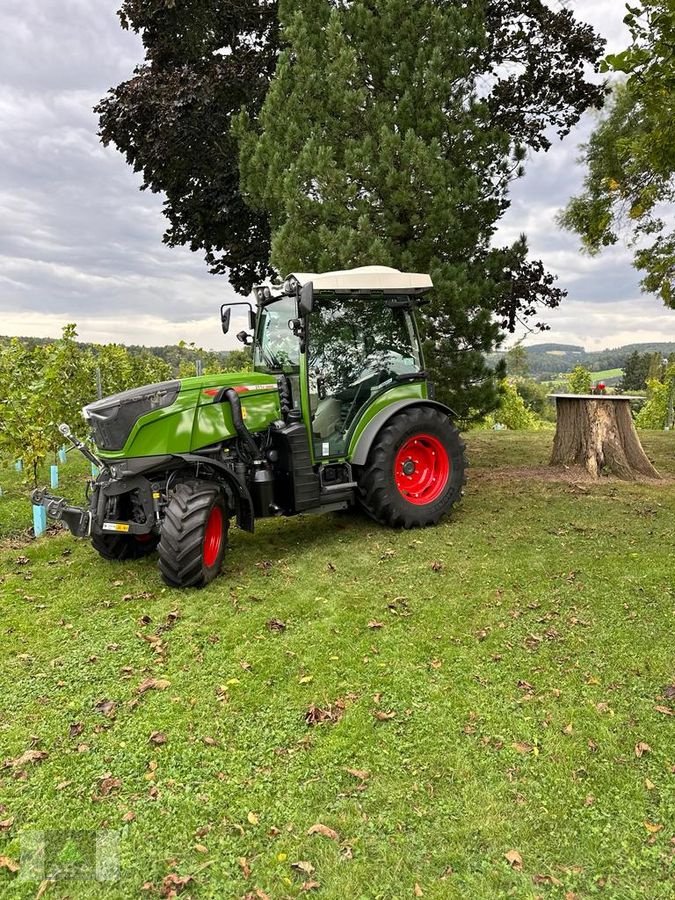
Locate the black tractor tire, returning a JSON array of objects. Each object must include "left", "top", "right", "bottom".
[
  {"left": 91, "top": 531, "right": 159, "bottom": 561},
  {"left": 157, "top": 481, "right": 229, "bottom": 588},
  {"left": 356, "top": 406, "right": 466, "bottom": 528}
]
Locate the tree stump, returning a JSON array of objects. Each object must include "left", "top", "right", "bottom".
[{"left": 550, "top": 394, "right": 660, "bottom": 480}]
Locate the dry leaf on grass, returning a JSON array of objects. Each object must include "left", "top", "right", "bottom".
[
  {"left": 512, "top": 742, "right": 532, "bottom": 755},
  {"left": 247, "top": 811, "right": 259, "bottom": 826},
  {"left": 266, "top": 618, "right": 286, "bottom": 633},
  {"left": 307, "top": 823, "right": 339, "bottom": 841},
  {"left": 149, "top": 731, "right": 168, "bottom": 746},
  {"left": 654, "top": 705, "right": 674, "bottom": 717},
  {"left": 644, "top": 821, "right": 663, "bottom": 834},
  {"left": 367, "top": 621, "right": 384, "bottom": 629},
  {"left": 0, "top": 818, "right": 14, "bottom": 831},
  {"left": 292, "top": 861, "right": 315, "bottom": 875},
  {"left": 373, "top": 710, "right": 396, "bottom": 721},
  {"left": 0, "top": 855, "right": 19, "bottom": 873},
  {"left": 97, "top": 776, "right": 122, "bottom": 797},
  {"left": 5, "top": 749, "right": 48, "bottom": 769},
  {"left": 238, "top": 857, "right": 251, "bottom": 878},
  {"left": 345, "top": 768, "right": 369, "bottom": 781},
  {"left": 137, "top": 677, "right": 171, "bottom": 694},
  {"left": 160, "top": 873, "right": 192, "bottom": 897},
  {"left": 504, "top": 849, "right": 523, "bottom": 870},
  {"left": 414, "top": 882, "right": 424, "bottom": 896},
  {"left": 533, "top": 873, "right": 563, "bottom": 886},
  {"left": 635, "top": 741, "right": 651, "bottom": 758}
]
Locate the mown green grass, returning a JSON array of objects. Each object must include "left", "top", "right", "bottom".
[{"left": 1, "top": 432, "right": 674, "bottom": 898}]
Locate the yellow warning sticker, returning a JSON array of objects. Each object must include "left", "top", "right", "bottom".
[{"left": 103, "top": 523, "right": 130, "bottom": 533}]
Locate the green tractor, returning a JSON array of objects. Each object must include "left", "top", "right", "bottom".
[{"left": 33, "top": 266, "right": 466, "bottom": 588}]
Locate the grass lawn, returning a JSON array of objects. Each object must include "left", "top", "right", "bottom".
[{"left": 1, "top": 432, "right": 674, "bottom": 898}]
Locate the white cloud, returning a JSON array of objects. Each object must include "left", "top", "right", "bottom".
[{"left": 0, "top": 0, "right": 673, "bottom": 356}]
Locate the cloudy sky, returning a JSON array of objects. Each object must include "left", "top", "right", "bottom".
[{"left": 1, "top": 0, "right": 673, "bottom": 353}]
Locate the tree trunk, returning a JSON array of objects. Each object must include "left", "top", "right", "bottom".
[{"left": 550, "top": 397, "right": 660, "bottom": 480}]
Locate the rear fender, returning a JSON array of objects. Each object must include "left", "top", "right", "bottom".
[{"left": 349, "top": 400, "right": 456, "bottom": 466}]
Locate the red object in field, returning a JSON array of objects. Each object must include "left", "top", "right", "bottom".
[{"left": 394, "top": 433, "right": 450, "bottom": 505}]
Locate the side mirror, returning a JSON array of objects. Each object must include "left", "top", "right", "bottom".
[
  {"left": 221, "top": 307, "right": 232, "bottom": 335},
  {"left": 236, "top": 330, "right": 252, "bottom": 346},
  {"left": 298, "top": 281, "right": 314, "bottom": 317}
]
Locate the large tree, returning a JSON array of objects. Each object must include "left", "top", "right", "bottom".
[
  {"left": 99, "top": 0, "right": 603, "bottom": 415},
  {"left": 96, "top": 0, "right": 279, "bottom": 294},
  {"left": 236, "top": 0, "right": 605, "bottom": 414},
  {"left": 561, "top": 1, "right": 675, "bottom": 306}
]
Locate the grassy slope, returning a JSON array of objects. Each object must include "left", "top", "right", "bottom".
[{"left": 0, "top": 433, "right": 674, "bottom": 898}]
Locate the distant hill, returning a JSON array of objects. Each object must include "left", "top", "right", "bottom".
[{"left": 489, "top": 342, "right": 675, "bottom": 379}]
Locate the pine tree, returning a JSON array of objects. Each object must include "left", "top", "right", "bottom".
[{"left": 236, "top": 0, "right": 604, "bottom": 416}]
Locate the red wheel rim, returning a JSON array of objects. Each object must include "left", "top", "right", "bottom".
[
  {"left": 394, "top": 433, "right": 450, "bottom": 505},
  {"left": 203, "top": 505, "right": 224, "bottom": 567}
]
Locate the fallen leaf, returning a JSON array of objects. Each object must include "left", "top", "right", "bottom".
[
  {"left": 430, "top": 659, "right": 442, "bottom": 669},
  {"left": 0, "top": 855, "right": 19, "bottom": 873},
  {"left": 292, "top": 861, "right": 315, "bottom": 875},
  {"left": 367, "top": 621, "right": 384, "bottom": 629},
  {"left": 69, "top": 722, "right": 84, "bottom": 738},
  {"left": 373, "top": 710, "right": 396, "bottom": 721},
  {"left": 430, "top": 561, "right": 443, "bottom": 572},
  {"left": 266, "top": 619, "right": 286, "bottom": 632},
  {"left": 644, "top": 821, "right": 663, "bottom": 834},
  {"left": 301, "top": 882, "right": 320, "bottom": 892},
  {"left": 98, "top": 776, "right": 122, "bottom": 798},
  {"left": 654, "top": 705, "right": 674, "bottom": 717},
  {"left": 160, "top": 873, "right": 192, "bottom": 897},
  {"left": 504, "top": 849, "right": 523, "bottom": 871},
  {"left": 94, "top": 698, "right": 116, "bottom": 718},
  {"left": 635, "top": 741, "right": 651, "bottom": 758},
  {"left": 512, "top": 742, "right": 532, "bottom": 755},
  {"left": 137, "top": 677, "right": 171, "bottom": 694},
  {"left": 239, "top": 857, "right": 251, "bottom": 878},
  {"left": 562, "top": 723, "right": 573, "bottom": 735},
  {"left": 247, "top": 811, "right": 259, "bottom": 825},
  {"left": 0, "top": 818, "right": 14, "bottom": 831},
  {"left": 662, "top": 684, "right": 675, "bottom": 700},
  {"left": 6, "top": 749, "right": 48, "bottom": 769},
  {"left": 584, "top": 794, "right": 595, "bottom": 806},
  {"left": 414, "top": 882, "right": 424, "bottom": 896},
  {"left": 149, "top": 731, "right": 168, "bottom": 746},
  {"left": 298, "top": 675, "right": 314, "bottom": 685},
  {"left": 533, "top": 873, "right": 563, "bottom": 887},
  {"left": 645, "top": 778, "right": 655, "bottom": 790},
  {"left": 56, "top": 780, "right": 72, "bottom": 791},
  {"left": 122, "top": 811, "right": 136, "bottom": 823},
  {"left": 345, "top": 768, "right": 369, "bottom": 781},
  {"left": 202, "top": 736, "right": 218, "bottom": 747},
  {"left": 194, "top": 844, "right": 208, "bottom": 853},
  {"left": 35, "top": 879, "right": 52, "bottom": 899},
  {"left": 307, "top": 823, "right": 339, "bottom": 841}
]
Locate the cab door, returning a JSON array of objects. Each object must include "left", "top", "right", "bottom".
[{"left": 306, "top": 294, "right": 423, "bottom": 459}]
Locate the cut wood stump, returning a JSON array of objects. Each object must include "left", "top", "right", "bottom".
[{"left": 550, "top": 394, "right": 660, "bottom": 481}]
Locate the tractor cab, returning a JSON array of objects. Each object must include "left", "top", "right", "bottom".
[{"left": 222, "top": 266, "right": 432, "bottom": 463}]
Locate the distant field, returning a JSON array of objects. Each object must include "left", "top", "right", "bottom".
[{"left": 589, "top": 368, "right": 623, "bottom": 382}]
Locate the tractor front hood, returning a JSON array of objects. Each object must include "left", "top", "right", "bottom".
[
  {"left": 84, "top": 380, "right": 181, "bottom": 452},
  {"left": 85, "top": 372, "right": 281, "bottom": 459}
]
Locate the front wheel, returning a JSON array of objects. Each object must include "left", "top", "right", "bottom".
[
  {"left": 356, "top": 407, "right": 466, "bottom": 528},
  {"left": 158, "top": 481, "right": 229, "bottom": 588}
]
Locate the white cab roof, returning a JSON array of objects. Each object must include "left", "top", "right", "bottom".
[{"left": 289, "top": 265, "right": 433, "bottom": 293}]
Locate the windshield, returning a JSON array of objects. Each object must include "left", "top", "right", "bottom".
[{"left": 253, "top": 296, "right": 300, "bottom": 373}]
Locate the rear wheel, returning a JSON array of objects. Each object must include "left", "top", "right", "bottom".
[
  {"left": 158, "top": 481, "right": 229, "bottom": 588},
  {"left": 91, "top": 531, "right": 159, "bottom": 561},
  {"left": 357, "top": 407, "right": 466, "bottom": 528}
]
